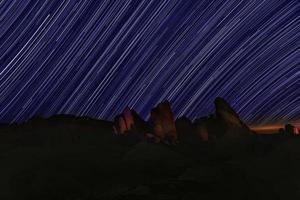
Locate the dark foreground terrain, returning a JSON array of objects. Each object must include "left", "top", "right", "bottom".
[{"left": 0, "top": 116, "right": 300, "bottom": 200}]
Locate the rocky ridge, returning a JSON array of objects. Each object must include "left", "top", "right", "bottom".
[{"left": 113, "top": 97, "right": 254, "bottom": 144}]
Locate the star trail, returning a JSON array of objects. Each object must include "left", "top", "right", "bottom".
[{"left": 0, "top": 0, "right": 299, "bottom": 125}]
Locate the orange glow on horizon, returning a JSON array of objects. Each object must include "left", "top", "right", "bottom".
[{"left": 250, "top": 123, "right": 300, "bottom": 134}]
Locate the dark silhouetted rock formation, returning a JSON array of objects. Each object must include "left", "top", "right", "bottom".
[
  {"left": 215, "top": 97, "right": 243, "bottom": 128},
  {"left": 278, "top": 124, "right": 300, "bottom": 136},
  {"left": 214, "top": 97, "right": 252, "bottom": 140},
  {"left": 113, "top": 107, "right": 149, "bottom": 136},
  {"left": 194, "top": 117, "right": 209, "bottom": 141},
  {"left": 113, "top": 115, "right": 128, "bottom": 135},
  {"left": 150, "top": 101, "right": 178, "bottom": 144},
  {"left": 123, "top": 107, "right": 134, "bottom": 130},
  {"left": 193, "top": 116, "right": 223, "bottom": 141},
  {"left": 114, "top": 98, "right": 253, "bottom": 145},
  {"left": 192, "top": 97, "right": 252, "bottom": 143}
]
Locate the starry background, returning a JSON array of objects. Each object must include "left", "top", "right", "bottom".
[{"left": 0, "top": 0, "right": 299, "bottom": 125}]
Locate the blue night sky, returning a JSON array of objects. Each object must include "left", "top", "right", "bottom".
[{"left": 0, "top": 0, "right": 299, "bottom": 125}]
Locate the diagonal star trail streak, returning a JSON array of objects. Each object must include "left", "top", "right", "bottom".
[{"left": 0, "top": 0, "right": 299, "bottom": 126}]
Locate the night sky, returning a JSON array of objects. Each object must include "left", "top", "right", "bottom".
[{"left": 0, "top": 0, "right": 299, "bottom": 125}]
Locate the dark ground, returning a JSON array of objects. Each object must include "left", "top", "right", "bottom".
[{"left": 0, "top": 116, "right": 300, "bottom": 200}]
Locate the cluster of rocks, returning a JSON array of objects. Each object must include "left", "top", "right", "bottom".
[
  {"left": 113, "top": 97, "right": 253, "bottom": 144},
  {"left": 279, "top": 124, "right": 299, "bottom": 136},
  {"left": 113, "top": 107, "right": 149, "bottom": 136}
]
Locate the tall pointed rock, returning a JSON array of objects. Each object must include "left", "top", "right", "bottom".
[
  {"left": 214, "top": 97, "right": 245, "bottom": 128},
  {"left": 150, "top": 101, "right": 178, "bottom": 144}
]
